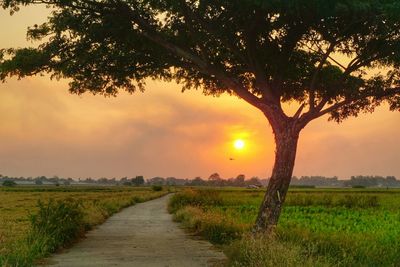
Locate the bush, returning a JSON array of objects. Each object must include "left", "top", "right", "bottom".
[
  {"left": 2, "top": 180, "right": 17, "bottom": 187},
  {"left": 29, "top": 199, "right": 85, "bottom": 250},
  {"left": 152, "top": 185, "right": 163, "bottom": 191},
  {"left": 3, "top": 199, "right": 85, "bottom": 266}
]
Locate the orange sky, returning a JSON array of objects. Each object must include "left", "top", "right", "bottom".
[{"left": 0, "top": 6, "right": 399, "bottom": 179}]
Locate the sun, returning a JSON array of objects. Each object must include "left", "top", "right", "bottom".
[{"left": 233, "top": 139, "right": 245, "bottom": 150}]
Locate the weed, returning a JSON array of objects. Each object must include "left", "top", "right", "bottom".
[{"left": 152, "top": 185, "right": 163, "bottom": 191}]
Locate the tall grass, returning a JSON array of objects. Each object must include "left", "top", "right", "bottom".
[
  {"left": 226, "top": 234, "right": 330, "bottom": 267},
  {"left": 2, "top": 199, "right": 85, "bottom": 266},
  {"left": 174, "top": 206, "right": 243, "bottom": 244},
  {"left": 168, "top": 188, "right": 222, "bottom": 213}
]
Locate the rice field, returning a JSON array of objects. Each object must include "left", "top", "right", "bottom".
[
  {"left": 0, "top": 186, "right": 166, "bottom": 266},
  {"left": 169, "top": 188, "right": 400, "bottom": 266}
]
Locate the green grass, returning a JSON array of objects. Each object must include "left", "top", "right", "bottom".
[
  {"left": 169, "top": 188, "right": 400, "bottom": 266},
  {"left": 0, "top": 186, "right": 167, "bottom": 266}
]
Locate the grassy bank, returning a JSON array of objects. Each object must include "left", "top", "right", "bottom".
[
  {"left": 0, "top": 186, "right": 167, "bottom": 266},
  {"left": 169, "top": 188, "right": 400, "bottom": 266}
]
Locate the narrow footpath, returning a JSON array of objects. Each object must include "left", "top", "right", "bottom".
[{"left": 45, "top": 194, "right": 225, "bottom": 267}]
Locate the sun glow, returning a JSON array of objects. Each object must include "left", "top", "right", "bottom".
[{"left": 234, "top": 139, "right": 245, "bottom": 150}]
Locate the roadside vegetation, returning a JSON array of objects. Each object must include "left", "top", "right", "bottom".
[
  {"left": 0, "top": 186, "right": 167, "bottom": 266},
  {"left": 169, "top": 188, "right": 400, "bottom": 266}
]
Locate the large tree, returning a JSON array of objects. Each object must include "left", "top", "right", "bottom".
[{"left": 1, "top": 0, "right": 400, "bottom": 232}]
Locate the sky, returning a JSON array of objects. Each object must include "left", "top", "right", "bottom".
[{"left": 0, "top": 6, "right": 399, "bottom": 180}]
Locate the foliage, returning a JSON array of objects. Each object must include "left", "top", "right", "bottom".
[
  {"left": 132, "top": 175, "right": 145, "bottom": 186},
  {"left": 226, "top": 234, "right": 329, "bottom": 267},
  {"left": 174, "top": 206, "right": 243, "bottom": 244},
  {"left": 151, "top": 185, "right": 163, "bottom": 191},
  {"left": 2, "top": 199, "right": 85, "bottom": 266},
  {"left": 1, "top": 180, "right": 16, "bottom": 187},
  {"left": 1, "top": 174, "right": 400, "bottom": 187},
  {"left": 168, "top": 189, "right": 222, "bottom": 213},
  {"left": 30, "top": 199, "right": 84, "bottom": 248},
  {"left": 1, "top": 1, "right": 400, "bottom": 123},
  {"left": 169, "top": 188, "right": 400, "bottom": 266},
  {"left": 284, "top": 193, "right": 379, "bottom": 208}
]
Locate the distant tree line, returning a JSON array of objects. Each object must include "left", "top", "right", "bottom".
[
  {"left": 1, "top": 174, "right": 400, "bottom": 188},
  {"left": 343, "top": 175, "right": 400, "bottom": 188},
  {"left": 291, "top": 175, "right": 400, "bottom": 188},
  {"left": 291, "top": 176, "right": 342, "bottom": 187}
]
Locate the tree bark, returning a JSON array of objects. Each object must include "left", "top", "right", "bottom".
[{"left": 254, "top": 125, "right": 300, "bottom": 233}]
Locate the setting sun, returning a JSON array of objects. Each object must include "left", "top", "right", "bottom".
[{"left": 234, "top": 139, "right": 245, "bottom": 150}]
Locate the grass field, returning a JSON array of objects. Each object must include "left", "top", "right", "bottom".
[
  {"left": 0, "top": 186, "right": 167, "bottom": 266},
  {"left": 169, "top": 188, "right": 400, "bottom": 266}
]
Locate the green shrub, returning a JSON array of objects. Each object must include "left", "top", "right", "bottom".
[
  {"left": 3, "top": 199, "right": 85, "bottom": 266},
  {"left": 2, "top": 180, "right": 17, "bottom": 187},
  {"left": 100, "top": 202, "right": 120, "bottom": 215},
  {"left": 152, "top": 185, "right": 163, "bottom": 191},
  {"left": 29, "top": 199, "right": 85, "bottom": 250}
]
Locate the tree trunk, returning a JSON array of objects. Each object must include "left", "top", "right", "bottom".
[{"left": 254, "top": 126, "right": 300, "bottom": 233}]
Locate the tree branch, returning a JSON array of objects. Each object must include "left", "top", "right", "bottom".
[
  {"left": 315, "top": 87, "right": 400, "bottom": 120},
  {"left": 293, "top": 103, "right": 305, "bottom": 119},
  {"left": 309, "top": 42, "right": 336, "bottom": 110},
  {"left": 117, "top": 2, "right": 266, "bottom": 109},
  {"left": 298, "top": 39, "right": 340, "bottom": 117}
]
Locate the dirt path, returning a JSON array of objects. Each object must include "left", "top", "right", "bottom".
[{"left": 45, "top": 194, "right": 226, "bottom": 267}]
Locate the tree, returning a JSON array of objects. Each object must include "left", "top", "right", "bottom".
[
  {"left": 234, "top": 174, "right": 246, "bottom": 187},
  {"left": 132, "top": 175, "right": 145, "bottom": 186},
  {"left": 1, "top": 1, "right": 400, "bottom": 233},
  {"left": 2, "top": 180, "right": 17, "bottom": 187},
  {"left": 208, "top": 173, "right": 223, "bottom": 186},
  {"left": 189, "top": 177, "right": 206, "bottom": 186},
  {"left": 147, "top": 177, "right": 165, "bottom": 185}
]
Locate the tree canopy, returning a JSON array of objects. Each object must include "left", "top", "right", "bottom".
[{"left": 1, "top": 0, "right": 400, "bottom": 129}]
